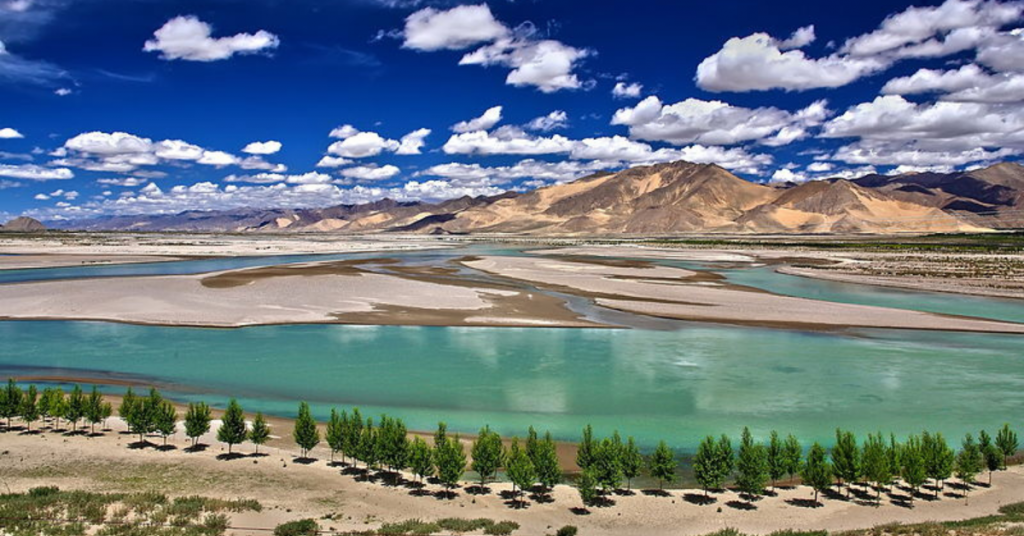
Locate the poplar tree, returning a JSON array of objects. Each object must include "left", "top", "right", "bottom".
[
  {"left": 693, "top": 435, "right": 720, "bottom": 497},
  {"left": 901, "top": 435, "right": 927, "bottom": 503},
  {"left": 184, "top": 402, "right": 212, "bottom": 448},
  {"left": 535, "top": 432, "right": 562, "bottom": 491},
  {"left": 801, "top": 442, "right": 832, "bottom": 505},
  {"left": 49, "top": 388, "right": 67, "bottom": 431},
  {"left": 19, "top": 385, "right": 38, "bottom": 431},
  {"left": 119, "top": 387, "right": 137, "bottom": 436},
  {"left": 100, "top": 401, "right": 112, "bottom": 429},
  {"left": 379, "top": 416, "right": 409, "bottom": 474},
  {"left": 831, "top": 429, "right": 860, "bottom": 497},
  {"left": 409, "top": 436, "right": 433, "bottom": 483},
  {"left": 577, "top": 469, "right": 598, "bottom": 508},
  {"left": 593, "top": 437, "right": 623, "bottom": 492},
  {"left": 217, "top": 399, "right": 247, "bottom": 455},
  {"left": 84, "top": 386, "right": 104, "bottom": 435},
  {"left": 923, "top": 431, "right": 954, "bottom": 498},
  {"left": 292, "top": 401, "right": 320, "bottom": 459},
  {"left": 343, "top": 408, "right": 364, "bottom": 465},
  {"left": 359, "top": 418, "right": 379, "bottom": 470},
  {"left": 782, "top": 434, "right": 803, "bottom": 483},
  {"left": 620, "top": 436, "right": 644, "bottom": 491},
  {"left": 326, "top": 409, "right": 344, "bottom": 463},
  {"left": 766, "top": 431, "right": 785, "bottom": 491},
  {"left": 861, "top": 432, "right": 890, "bottom": 505},
  {"left": 65, "top": 385, "right": 86, "bottom": 432},
  {"left": 648, "top": 440, "right": 676, "bottom": 490},
  {"left": 505, "top": 439, "right": 536, "bottom": 507},
  {"left": 887, "top": 433, "right": 902, "bottom": 490},
  {"left": 154, "top": 399, "right": 177, "bottom": 446},
  {"left": 0, "top": 379, "right": 22, "bottom": 429},
  {"left": 576, "top": 425, "right": 596, "bottom": 473},
  {"left": 715, "top": 435, "right": 735, "bottom": 488},
  {"left": 435, "top": 434, "right": 467, "bottom": 496},
  {"left": 995, "top": 424, "right": 1018, "bottom": 470},
  {"left": 39, "top": 387, "right": 56, "bottom": 426},
  {"left": 979, "top": 430, "right": 1001, "bottom": 485},
  {"left": 470, "top": 425, "right": 502, "bottom": 489},
  {"left": 955, "top": 434, "right": 982, "bottom": 504},
  {"left": 735, "top": 427, "right": 769, "bottom": 500},
  {"left": 249, "top": 412, "right": 270, "bottom": 455}
]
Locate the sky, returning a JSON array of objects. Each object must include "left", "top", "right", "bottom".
[{"left": 1, "top": 0, "right": 1023, "bottom": 222}]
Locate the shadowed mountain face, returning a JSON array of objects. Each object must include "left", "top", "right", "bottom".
[
  {"left": 56, "top": 161, "right": 1024, "bottom": 235},
  {"left": 0, "top": 217, "right": 46, "bottom": 232}
]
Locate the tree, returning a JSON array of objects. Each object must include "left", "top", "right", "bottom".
[
  {"left": 592, "top": 438, "right": 623, "bottom": 492},
  {"left": 782, "top": 434, "right": 803, "bottom": 483},
  {"left": 1, "top": 378, "right": 22, "bottom": 429},
  {"left": 995, "top": 424, "right": 1018, "bottom": 470},
  {"left": 923, "top": 431, "right": 954, "bottom": 498},
  {"left": 38, "top": 387, "right": 56, "bottom": 426},
  {"left": 378, "top": 416, "right": 409, "bottom": 474},
  {"left": 766, "top": 431, "right": 785, "bottom": 491},
  {"left": 471, "top": 425, "right": 503, "bottom": 489},
  {"left": 801, "top": 442, "right": 833, "bottom": 505},
  {"left": 217, "top": 399, "right": 247, "bottom": 455},
  {"left": 119, "top": 387, "right": 138, "bottom": 436},
  {"left": 65, "top": 385, "right": 86, "bottom": 432},
  {"left": 861, "top": 433, "right": 891, "bottom": 505},
  {"left": 19, "top": 385, "right": 38, "bottom": 432},
  {"left": 901, "top": 435, "right": 927, "bottom": 503},
  {"left": 576, "top": 425, "right": 596, "bottom": 473},
  {"left": 249, "top": 412, "right": 270, "bottom": 455},
  {"left": 292, "top": 402, "right": 320, "bottom": 459},
  {"left": 648, "top": 440, "right": 676, "bottom": 490},
  {"left": 326, "top": 409, "right": 344, "bottom": 463},
  {"left": 184, "top": 402, "right": 212, "bottom": 448},
  {"left": 955, "top": 434, "right": 982, "bottom": 504},
  {"left": 979, "top": 430, "right": 1001, "bottom": 485},
  {"left": 84, "top": 386, "right": 104, "bottom": 435},
  {"left": 409, "top": 436, "right": 433, "bottom": 483},
  {"left": 505, "top": 439, "right": 536, "bottom": 507},
  {"left": 154, "top": 400, "right": 177, "bottom": 446},
  {"left": 831, "top": 429, "right": 860, "bottom": 497},
  {"left": 715, "top": 435, "right": 735, "bottom": 490},
  {"left": 100, "top": 401, "right": 112, "bottom": 429},
  {"left": 620, "top": 437, "right": 643, "bottom": 491},
  {"left": 122, "top": 388, "right": 161, "bottom": 443},
  {"left": 577, "top": 469, "right": 598, "bottom": 508},
  {"left": 48, "top": 388, "right": 67, "bottom": 432},
  {"left": 358, "top": 418, "right": 379, "bottom": 470},
  {"left": 735, "top": 427, "right": 769, "bottom": 500},
  {"left": 435, "top": 435, "right": 467, "bottom": 496},
  {"left": 343, "top": 408, "right": 364, "bottom": 466},
  {"left": 693, "top": 435, "right": 721, "bottom": 497},
  {"left": 535, "top": 432, "right": 562, "bottom": 491},
  {"left": 886, "top": 434, "right": 902, "bottom": 491}
]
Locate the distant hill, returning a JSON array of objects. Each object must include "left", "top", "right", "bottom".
[
  {"left": 0, "top": 217, "right": 47, "bottom": 232},
  {"left": 57, "top": 160, "right": 1024, "bottom": 235}
]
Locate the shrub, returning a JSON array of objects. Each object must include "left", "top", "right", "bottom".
[
  {"left": 556, "top": 526, "right": 578, "bottom": 536},
  {"left": 485, "top": 520, "right": 520, "bottom": 536},
  {"left": 274, "top": 518, "right": 319, "bottom": 536}
]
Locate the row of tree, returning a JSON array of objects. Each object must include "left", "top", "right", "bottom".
[{"left": 0, "top": 379, "right": 113, "bottom": 434}]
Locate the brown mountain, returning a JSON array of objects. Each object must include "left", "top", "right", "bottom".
[
  {"left": 58, "top": 160, "right": 1020, "bottom": 235},
  {"left": 0, "top": 216, "right": 46, "bottom": 232}
]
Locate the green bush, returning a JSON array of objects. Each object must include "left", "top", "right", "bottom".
[
  {"left": 273, "top": 518, "right": 319, "bottom": 536},
  {"left": 485, "top": 520, "right": 520, "bottom": 536},
  {"left": 378, "top": 519, "right": 440, "bottom": 536},
  {"left": 556, "top": 526, "right": 578, "bottom": 536}
]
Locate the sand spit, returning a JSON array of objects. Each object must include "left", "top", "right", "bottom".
[
  {"left": 464, "top": 255, "right": 1024, "bottom": 334},
  {"left": 533, "top": 245, "right": 759, "bottom": 263},
  {"left": 0, "top": 253, "right": 191, "bottom": 270},
  {"left": 0, "top": 259, "right": 594, "bottom": 328},
  {"left": 1, "top": 416, "right": 1022, "bottom": 536}
]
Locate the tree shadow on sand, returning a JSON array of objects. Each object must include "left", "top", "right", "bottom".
[
  {"left": 215, "top": 452, "right": 247, "bottom": 461},
  {"left": 726, "top": 500, "right": 757, "bottom": 511},
  {"left": 184, "top": 444, "right": 209, "bottom": 453},
  {"left": 683, "top": 493, "right": 717, "bottom": 506},
  {"left": 641, "top": 489, "right": 672, "bottom": 498},
  {"left": 291, "top": 456, "right": 317, "bottom": 465},
  {"left": 570, "top": 507, "right": 591, "bottom": 516},
  {"left": 785, "top": 498, "right": 824, "bottom": 509}
]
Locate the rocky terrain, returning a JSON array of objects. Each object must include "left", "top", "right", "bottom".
[{"left": 0, "top": 216, "right": 46, "bottom": 232}]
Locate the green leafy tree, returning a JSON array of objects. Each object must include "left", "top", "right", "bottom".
[
  {"left": 38, "top": 387, "right": 56, "bottom": 425},
  {"left": 886, "top": 434, "right": 902, "bottom": 491},
  {"left": 576, "top": 425, "right": 596, "bottom": 473},
  {"left": 118, "top": 387, "right": 137, "bottom": 436},
  {"left": 923, "top": 431, "right": 954, "bottom": 498},
  {"left": 535, "top": 432, "right": 562, "bottom": 491},
  {"left": 292, "top": 401, "right": 320, "bottom": 459},
  {"left": 693, "top": 435, "right": 721, "bottom": 497},
  {"left": 577, "top": 469, "right": 598, "bottom": 508},
  {"left": 65, "top": 385, "right": 86, "bottom": 432},
  {"left": 766, "top": 431, "right": 785, "bottom": 491},
  {"left": 831, "top": 429, "right": 860, "bottom": 497},
  {"left": 593, "top": 437, "right": 623, "bottom": 492},
  {"left": 359, "top": 418, "right": 379, "bottom": 470},
  {"left": 249, "top": 412, "right": 271, "bottom": 455},
  {"left": 505, "top": 439, "right": 536, "bottom": 507},
  {"left": 782, "top": 434, "right": 803, "bottom": 483},
  {"left": 801, "top": 442, "right": 833, "bottom": 505},
  {"left": 19, "top": 385, "right": 39, "bottom": 431},
  {"left": 978, "top": 430, "right": 1001, "bottom": 485},
  {"left": 861, "top": 432, "right": 891, "bottom": 505},
  {"left": 100, "top": 401, "right": 112, "bottom": 429},
  {"left": 84, "top": 386, "right": 104, "bottom": 435},
  {"left": 471, "top": 425, "right": 503, "bottom": 489},
  {"left": 0, "top": 378, "right": 22, "bottom": 429},
  {"left": 343, "top": 408, "right": 364, "bottom": 465},
  {"left": 378, "top": 415, "right": 409, "bottom": 473},
  {"left": 184, "top": 402, "right": 212, "bottom": 448},
  {"left": 715, "top": 435, "right": 735, "bottom": 489},
  {"left": 326, "top": 409, "right": 344, "bottom": 463},
  {"left": 735, "top": 427, "right": 769, "bottom": 500},
  {"left": 901, "top": 435, "right": 927, "bottom": 503},
  {"left": 409, "top": 436, "right": 433, "bottom": 483},
  {"left": 620, "top": 436, "right": 643, "bottom": 491},
  {"left": 217, "top": 399, "right": 247, "bottom": 455},
  {"left": 122, "top": 388, "right": 161, "bottom": 443},
  {"left": 955, "top": 434, "right": 982, "bottom": 504},
  {"left": 995, "top": 424, "right": 1018, "bottom": 470},
  {"left": 648, "top": 440, "right": 676, "bottom": 490},
  {"left": 154, "top": 399, "right": 177, "bottom": 446},
  {"left": 435, "top": 434, "right": 467, "bottom": 496},
  {"left": 49, "top": 388, "right": 68, "bottom": 431}
]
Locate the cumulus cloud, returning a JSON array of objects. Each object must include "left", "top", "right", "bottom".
[
  {"left": 419, "top": 159, "right": 609, "bottom": 185},
  {"left": 327, "top": 131, "right": 400, "bottom": 158},
  {"left": 977, "top": 28, "right": 1024, "bottom": 71},
  {"left": 196, "top": 150, "right": 239, "bottom": 167},
  {"left": 329, "top": 125, "right": 361, "bottom": 139},
  {"left": 612, "top": 81, "right": 642, "bottom": 99},
  {"left": 443, "top": 126, "right": 574, "bottom": 155},
  {"left": 0, "top": 163, "right": 73, "bottom": 180},
  {"left": 65, "top": 131, "right": 152, "bottom": 155},
  {"left": 315, "top": 155, "right": 354, "bottom": 168},
  {"left": 338, "top": 164, "right": 401, "bottom": 181},
  {"left": 396, "top": 128, "right": 431, "bottom": 155},
  {"left": 402, "top": 4, "right": 509, "bottom": 51},
  {"left": 96, "top": 177, "right": 147, "bottom": 187},
  {"left": 242, "top": 140, "right": 282, "bottom": 155},
  {"left": 525, "top": 110, "right": 568, "bottom": 131},
  {"left": 143, "top": 15, "right": 280, "bottom": 62},
  {"left": 611, "top": 96, "right": 830, "bottom": 146},
  {"left": 452, "top": 106, "right": 503, "bottom": 133},
  {"left": 883, "top": 64, "right": 1024, "bottom": 102},
  {"left": 0, "top": 127, "right": 23, "bottom": 139}
]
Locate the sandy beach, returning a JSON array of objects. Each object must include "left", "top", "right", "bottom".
[
  {"left": 1, "top": 413, "right": 1021, "bottom": 536},
  {"left": 0, "top": 253, "right": 192, "bottom": 270}
]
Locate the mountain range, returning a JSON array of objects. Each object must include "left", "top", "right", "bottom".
[{"left": 55, "top": 161, "right": 1024, "bottom": 235}]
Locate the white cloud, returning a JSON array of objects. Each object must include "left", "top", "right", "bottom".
[
  {"left": 806, "top": 162, "right": 834, "bottom": 173},
  {"left": 525, "top": 110, "right": 568, "bottom": 131},
  {"left": 0, "top": 163, "right": 73, "bottom": 180},
  {"left": 239, "top": 156, "right": 286, "bottom": 172},
  {"left": 452, "top": 105, "right": 503, "bottom": 133},
  {"left": 396, "top": 128, "right": 431, "bottom": 155},
  {"left": 65, "top": 131, "right": 152, "bottom": 155},
  {"left": 329, "top": 125, "right": 360, "bottom": 139},
  {"left": 0, "top": 127, "right": 24, "bottom": 139},
  {"left": 443, "top": 126, "right": 574, "bottom": 155},
  {"left": 420, "top": 159, "right": 608, "bottom": 185},
  {"left": 197, "top": 150, "right": 240, "bottom": 167},
  {"left": 54, "top": 88, "right": 71, "bottom": 96},
  {"left": 242, "top": 140, "right": 282, "bottom": 155},
  {"left": 779, "top": 25, "right": 817, "bottom": 49},
  {"left": 153, "top": 139, "right": 204, "bottom": 161},
  {"left": 97, "top": 177, "right": 147, "bottom": 187},
  {"left": 882, "top": 64, "right": 1024, "bottom": 102},
  {"left": 402, "top": 4, "right": 509, "bottom": 51},
  {"left": 285, "top": 172, "right": 334, "bottom": 185},
  {"left": 339, "top": 164, "right": 401, "bottom": 181},
  {"left": 830, "top": 141, "right": 1016, "bottom": 167},
  {"left": 771, "top": 168, "right": 806, "bottom": 183},
  {"left": 977, "top": 29, "right": 1024, "bottom": 71},
  {"left": 611, "top": 96, "right": 830, "bottom": 146},
  {"left": 143, "top": 15, "right": 280, "bottom": 62},
  {"left": 223, "top": 173, "right": 287, "bottom": 184},
  {"left": 316, "top": 156, "right": 354, "bottom": 168},
  {"left": 612, "top": 81, "right": 642, "bottom": 99},
  {"left": 327, "top": 131, "right": 400, "bottom": 158}
]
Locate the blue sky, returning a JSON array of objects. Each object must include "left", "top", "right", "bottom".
[{"left": 1, "top": 0, "right": 1023, "bottom": 221}]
